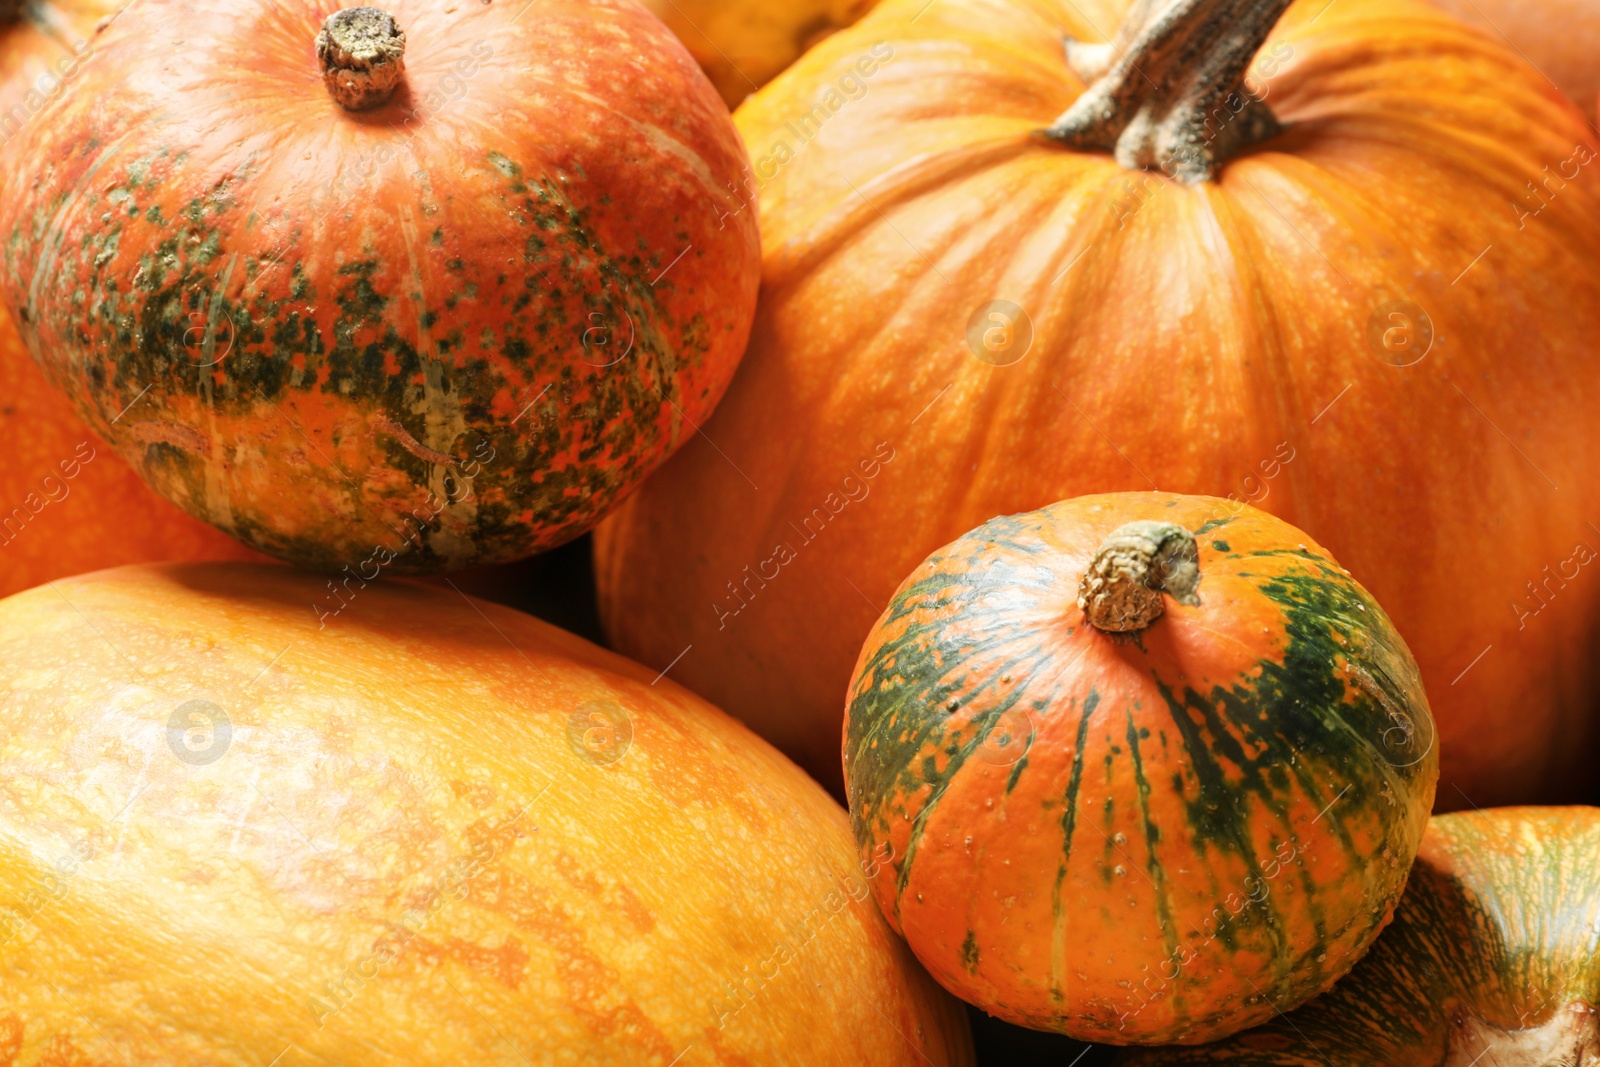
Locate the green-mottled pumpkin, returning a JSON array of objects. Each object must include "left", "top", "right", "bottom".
[
  {"left": 843, "top": 493, "right": 1440, "bottom": 1045},
  {"left": 1123, "top": 806, "right": 1600, "bottom": 1065},
  {"left": 0, "top": 0, "right": 759, "bottom": 572}
]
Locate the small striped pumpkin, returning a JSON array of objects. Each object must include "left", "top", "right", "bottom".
[{"left": 843, "top": 493, "right": 1439, "bottom": 1044}]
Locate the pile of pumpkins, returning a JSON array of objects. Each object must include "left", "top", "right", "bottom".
[{"left": 1, "top": 0, "right": 1597, "bottom": 1063}]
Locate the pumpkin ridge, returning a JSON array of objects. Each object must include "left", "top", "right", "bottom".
[
  {"left": 1049, "top": 686, "right": 1100, "bottom": 1003},
  {"left": 759, "top": 137, "right": 1066, "bottom": 282},
  {"left": 1123, "top": 704, "right": 1184, "bottom": 977},
  {"left": 884, "top": 642, "right": 1053, "bottom": 911}
]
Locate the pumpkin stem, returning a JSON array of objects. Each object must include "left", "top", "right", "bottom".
[
  {"left": 0, "top": 0, "right": 24, "bottom": 23},
  {"left": 1079, "top": 521, "right": 1202, "bottom": 633},
  {"left": 316, "top": 7, "right": 407, "bottom": 111},
  {"left": 1042, "top": 0, "right": 1292, "bottom": 184}
]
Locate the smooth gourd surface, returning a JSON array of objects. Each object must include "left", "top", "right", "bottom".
[
  {"left": 595, "top": 0, "right": 1600, "bottom": 810},
  {"left": 0, "top": 564, "right": 973, "bottom": 1065},
  {"left": 845, "top": 494, "right": 1438, "bottom": 1044},
  {"left": 1123, "top": 806, "right": 1600, "bottom": 1065}
]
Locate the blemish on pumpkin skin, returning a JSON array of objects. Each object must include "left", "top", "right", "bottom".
[
  {"left": 474, "top": 871, "right": 675, "bottom": 1058},
  {"left": 34, "top": 1033, "right": 101, "bottom": 1067},
  {"left": 0, "top": 1014, "right": 20, "bottom": 1067},
  {"left": 403, "top": 932, "right": 530, "bottom": 990},
  {"left": 960, "top": 930, "right": 980, "bottom": 973},
  {"left": 552, "top": 851, "right": 656, "bottom": 934}
]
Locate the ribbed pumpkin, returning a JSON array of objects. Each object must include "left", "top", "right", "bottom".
[
  {"left": 0, "top": 0, "right": 759, "bottom": 573},
  {"left": 1123, "top": 806, "right": 1600, "bottom": 1065},
  {"left": 843, "top": 493, "right": 1439, "bottom": 1044},
  {"left": 1426, "top": 0, "right": 1600, "bottom": 120},
  {"left": 640, "top": 0, "right": 879, "bottom": 107},
  {"left": 0, "top": 1, "right": 262, "bottom": 596},
  {"left": 0, "top": 563, "right": 974, "bottom": 1065},
  {"left": 595, "top": 0, "right": 1600, "bottom": 805}
]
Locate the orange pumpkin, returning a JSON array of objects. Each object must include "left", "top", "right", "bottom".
[
  {"left": 0, "top": 563, "right": 974, "bottom": 1065},
  {"left": 596, "top": 0, "right": 1600, "bottom": 805},
  {"left": 1123, "top": 806, "right": 1600, "bottom": 1065},
  {"left": 0, "top": 1, "right": 261, "bottom": 597},
  {"left": 0, "top": 0, "right": 760, "bottom": 573},
  {"left": 844, "top": 494, "right": 1438, "bottom": 1044},
  {"left": 1425, "top": 0, "right": 1600, "bottom": 121},
  {"left": 640, "top": 0, "right": 879, "bottom": 108}
]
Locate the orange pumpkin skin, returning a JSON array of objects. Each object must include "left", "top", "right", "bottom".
[
  {"left": 639, "top": 0, "right": 879, "bottom": 107},
  {"left": 0, "top": 0, "right": 759, "bottom": 574},
  {"left": 1123, "top": 806, "right": 1600, "bottom": 1065},
  {"left": 0, "top": 3, "right": 262, "bottom": 596},
  {"left": 0, "top": 563, "right": 974, "bottom": 1066},
  {"left": 596, "top": 0, "right": 1600, "bottom": 805},
  {"left": 844, "top": 494, "right": 1438, "bottom": 1044},
  {"left": 1425, "top": 0, "right": 1600, "bottom": 121}
]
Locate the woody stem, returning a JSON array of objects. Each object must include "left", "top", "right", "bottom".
[
  {"left": 316, "top": 7, "right": 407, "bottom": 111},
  {"left": 1043, "top": 0, "right": 1293, "bottom": 184},
  {"left": 1078, "top": 521, "right": 1202, "bottom": 633}
]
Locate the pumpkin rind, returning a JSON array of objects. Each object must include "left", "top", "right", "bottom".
[
  {"left": 1425, "top": 0, "right": 1600, "bottom": 121},
  {"left": 0, "top": 563, "right": 974, "bottom": 1065},
  {"left": 0, "top": 0, "right": 760, "bottom": 573},
  {"left": 0, "top": 1, "right": 263, "bottom": 596},
  {"left": 1122, "top": 806, "right": 1600, "bottom": 1065},
  {"left": 595, "top": 0, "right": 1600, "bottom": 805},
  {"left": 844, "top": 494, "right": 1439, "bottom": 1045}
]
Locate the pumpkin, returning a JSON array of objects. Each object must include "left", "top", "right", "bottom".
[
  {"left": 1425, "top": 0, "right": 1600, "bottom": 121},
  {"left": 0, "top": 0, "right": 760, "bottom": 574},
  {"left": 595, "top": 0, "right": 1600, "bottom": 805},
  {"left": 0, "top": 562, "right": 974, "bottom": 1065},
  {"left": 1122, "top": 805, "right": 1600, "bottom": 1064},
  {"left": 0, "top": 1, "right": 263, "bottom": 596},
  {"left": 640, "top": 0, "right": 879, "bottom": 108},
  {"left": 843, "top": 493, "right": 1439, "bottom": 1045}
]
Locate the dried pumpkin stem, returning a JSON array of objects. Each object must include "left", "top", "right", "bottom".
[
  {"left": 317, "top": 7, "right": 407, "bottom": 111},
  {"left": 0, "top": 0, "right": 25, "bottom": 23},
  {"left": 1043, "top": 0, "right": 1293, "bottom": 183},
  {"left": 1079, "top": 521, "right": 1201, "bottom": 633}
]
